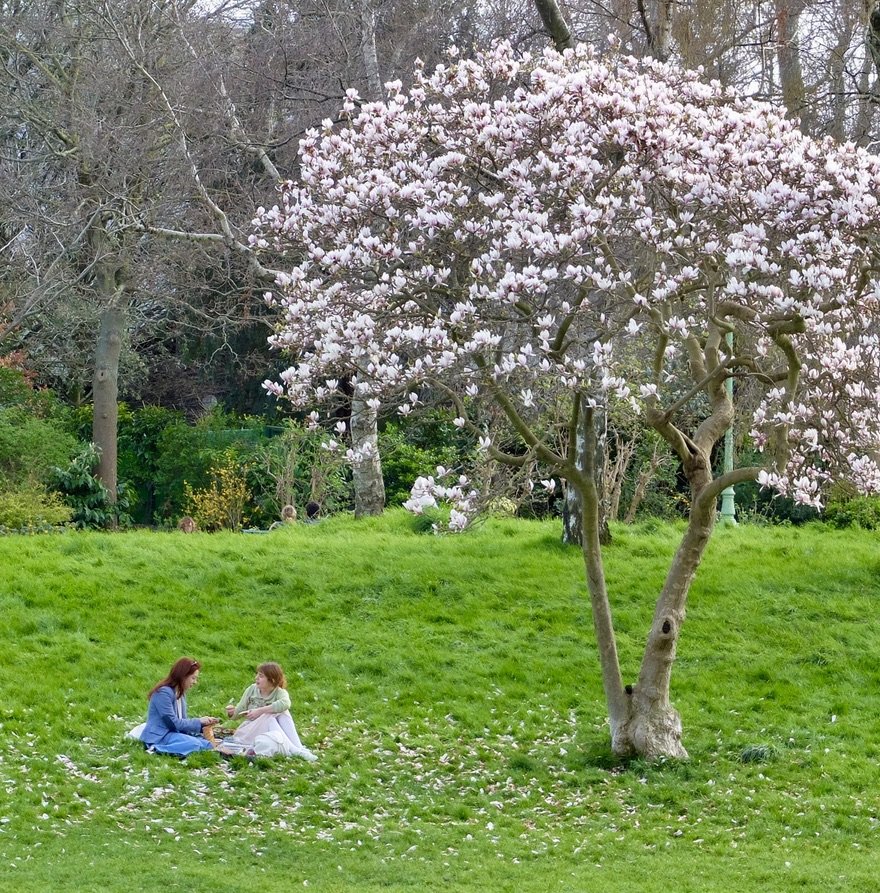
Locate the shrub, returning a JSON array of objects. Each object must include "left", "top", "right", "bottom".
[
  {"left": 0, "top": 407, "right": 78, "bottom": 487},
  {"left": 0, "top": 366, "right": 67, "bottom": 419},
  {"left": 0, "top": 484, "right": 72, "bottom": 530},
  {"left": 0, "top": 367, "right": 35, "bottom": 408},
  {"left": 734, "top": 445, "right": 820, "bottom": 525},
  {"left": 53, "top": 443, "right": 132, "bottom": 529},
  {"left": 251, "top": 420, "right": 352, "bottom": 524},
  {"left": 183, "top": 449, "right": 251, "bottom": 531},
  {"left": 824, "top": 494, "right": 880, "bottom": 530},
  {"left": 379, "top": 422, "right": 459, "bottom": 507},
  {"left": 154, "top": 408, "right": 269, "bottom": 522},
  {"left": 118, "top": 405, "right": 185, "bottom": 524}
]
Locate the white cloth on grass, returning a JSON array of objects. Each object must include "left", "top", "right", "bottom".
[
  {"left": 126, "top": 722, "right": 147, "bottom": 740},
  {"left": 231, "top": 711, "right": 317, "bottom": 760}
]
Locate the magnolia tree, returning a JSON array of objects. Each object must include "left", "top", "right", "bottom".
[{"left": 254, "top": 42, "right": 880, "bottom": 759}]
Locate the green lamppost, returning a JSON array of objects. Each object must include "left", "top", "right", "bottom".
[{"left": 720, "top": 330, "right": 737, "bottom": 525}]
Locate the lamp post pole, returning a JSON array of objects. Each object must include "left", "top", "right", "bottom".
[{"left": 720, "top": 330, "right": 737, "bottom": 525}]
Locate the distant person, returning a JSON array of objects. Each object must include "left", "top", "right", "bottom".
[
  {"left": 178, "top": 516, "right": 197, "bottom": 533},
  {"left": 281, "top": 504, "right": 297, "bottom": 523},
  {"left": 269, "top": 505, "right": 297, "bottom": 530},
  {"left": 305, "top": 501, "right": 320, "bottom": 523},
  {"left": 224, "top": 662, "right": 316, "bottom": 760},
  {"left": 140, "top": 657, "right": 218, "bottom": 756}
]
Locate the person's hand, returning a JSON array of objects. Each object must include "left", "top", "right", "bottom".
[
  {"left": 246, "top": 709, "right": 262, "bottom": 720},
  {"left": 225, "top": 704, "right": 236, "bottom": 718},
  {"left": 200, "top": 716, "right": 219, "bottom": 726}
]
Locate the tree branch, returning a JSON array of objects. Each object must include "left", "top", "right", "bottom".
[{"left": 532, "top": 0, "right": 574, "bottom": 52}]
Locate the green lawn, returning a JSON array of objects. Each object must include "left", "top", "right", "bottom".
[{"left": 1, "top": 512, "right": 879, "bottom": 891}]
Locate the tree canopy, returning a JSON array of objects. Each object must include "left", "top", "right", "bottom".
[
  {"left": 258, "top": 42, "right": 880, "bottom": 508},
  {"left": 257, "top": 42, "right": 880, "bottom": 757}
]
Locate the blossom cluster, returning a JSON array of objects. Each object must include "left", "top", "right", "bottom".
[
  {"left": 255, "top": 41, "right": 880, "bottom": 509},
  {"left": 403, "top": 469, "right": 478, "bottom": 532}
]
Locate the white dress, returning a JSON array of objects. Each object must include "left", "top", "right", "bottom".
[{"left": 229, "top": 711, "right": 317, "bottom": 760}]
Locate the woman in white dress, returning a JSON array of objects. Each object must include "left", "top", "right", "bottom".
[{"left": 225, "top": 662, "right": 317, "bottom": 760}]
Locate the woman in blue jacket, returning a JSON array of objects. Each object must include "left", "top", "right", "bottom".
[{"left": 141, "top": 657, "right": 218, "bottom": 756}]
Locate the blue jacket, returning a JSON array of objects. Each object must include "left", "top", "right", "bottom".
[{"left": 141, "top": 685, "right": 203, "bottom": 745}]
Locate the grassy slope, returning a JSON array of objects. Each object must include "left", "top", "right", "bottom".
[{"left": 0, "top": 512, "right": 879, "bottom": 891}]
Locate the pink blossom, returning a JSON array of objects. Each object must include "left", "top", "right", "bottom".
[{"left": 256, "top": 42, "right": 880, "bottom": 512}]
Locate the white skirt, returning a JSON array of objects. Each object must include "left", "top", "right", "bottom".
[{"left": 230, "top": 711, "right": 317, "bottom": 760}]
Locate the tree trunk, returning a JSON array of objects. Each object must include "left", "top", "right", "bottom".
[
  {"left": 358, "top": 0, "right": 383, "bottom": 100},
  {"left": 618, "top": 458, "right": 717, "bottom": 759},
  {"left": 854, "top": 52, "right": 875, "bottom": 145},
  {"left": 775, "top": 0, "right": 810, "bottom": 132},
  {"left": 637, "top": 0, "right": 673, "bottom": 62},
  {"left": 573, "top": 424, "right": 629, "bottom": 753},
  {"left": 350, "top": 395, "right": 385, "bottom": 517},
  {"left": 856, "top": 4, "right": 878, "bottom": 144},
  {"left": 532, "top": 0, "right": 574, "bottom": 51},
  {"left": 868, "top": 3, "right": 880, "bottom": 85},
  {"left": 605, "top": 437, "right": 636, "bottom": 522},
  {"left": 563, "top": 402, "right": 610, "bottom": 546},
  {"left": 345, "top": 7, "right": 387, "bottom": 519},
  {"left": 93, "top": 306, "right": 124, "bottom": 506},
  {"left": 624, "top": 442, "right": 665, "bottom": 524},
  {"left": 828, "top": 29, "right": 848, "bottom": 142}
]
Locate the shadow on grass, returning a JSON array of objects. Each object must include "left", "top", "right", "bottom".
[{"left": 568, "top": 739, "right": 696, "bottom": 778}]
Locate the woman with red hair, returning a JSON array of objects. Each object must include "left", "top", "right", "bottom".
[{"left": 140, "top": 657, "right": 218, "bottom": 756}]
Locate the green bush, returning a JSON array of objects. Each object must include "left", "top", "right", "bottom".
[
  {"left": 153, "top": 409, "right": 270, "bottom": 522},
  {"left": 0, "top": 367, "right": 67, "bottom": 419},
  {"left": 824, "top": 495, "right": 880, "bottom": 530},
  {"left": 0, "top": 367, "right": 35, "bottom": 408},
  {"left": 53, "top": 443, "right": 132, "bottom": 529},
  {"left": 118, "top": 405, "right": 185, "bottom": 524},
  {"left": 183, "top": 449, "right": 251, "bottom": 532},
  {"left": 251, "top": 420, "right": 351, "bottom": 525},
  {"left": 0, "top": 484, "right": 72, "bottom": 530},
  {"left": 0, "top": 407, "right": 78, "bottom": 487},
  {"left": 379, "top": 422, "right": 459, "bottom": 507}
]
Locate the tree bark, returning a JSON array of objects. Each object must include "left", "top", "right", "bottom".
[
  {"left": 775, "top": 0, "right": 810, "bottom": 132},
  {"left": 87, "top": 209, "right": 126, "bottom": 511},
  {"left": 855, "top": 24, "right": 876, "bottom": 144},
  {"left": 637, "top": 0, "right": 673, "bottom": 62},
  {"left": 625, "top": 471, "right": 716, "bottom": 760},
  {"left": 350, "top": 395, "right": 385, "bottom": 517},
  {"left": 869, "top": 4, "right": 880, "bottom": 84},
  {"left": 605, "top": 439, "right": 636, "bottom": 523},
  {"left": 358, "top": 0, "right": 383, "bottom": 100},
  {"left": 573, "top": 421, "right": 629, "bottom": 753},
  {"left": 623, "top": 442, "right": 665, "bottom": 524},
  {"left": 563, "top": 398, "right": 610, "bottom": 546},
  {"left": 92, "top": 305, "right": 124, "bottom": 507},
  {"left": 347, "top": 3, "right": 387, "bottom": 518},
  {"left": 532, "top": 0, "right": 574, "bottom": 52}
]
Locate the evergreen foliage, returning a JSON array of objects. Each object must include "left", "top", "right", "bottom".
[{"left": 53, "top": 444, "right": 131, "bottom": 529}]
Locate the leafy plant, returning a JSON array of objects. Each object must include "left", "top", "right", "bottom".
[
  {"left": 252, "top": 419, "right": 352, "bottom": 524},
  {"left": 183, "top": 449, "right": 251, "bottom": 531},
  {"left": 53, "top": 443, "right": 131, "bottom": 529},
  {"left": 0, "top": 407, "right": 78, "bottom": 487},
  {"left": 0, "top": 483, "right": 72, "bottom": 530},
  {"left": 118, "top": 405, "right": 185, "bottom": 524},
  {"left": 824, "top": 494, "right": 880, "bottom": 529},
  {"left": 379, "top": 422, "right": 459, "bottom": 507}
]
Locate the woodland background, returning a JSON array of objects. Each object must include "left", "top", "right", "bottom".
[{"left": 3, "top": 0, "right": 880, "bottom": 531}]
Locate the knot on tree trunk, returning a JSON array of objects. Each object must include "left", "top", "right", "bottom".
[{"left": 657, "top": 615, "right": 677, "bottom": 642}]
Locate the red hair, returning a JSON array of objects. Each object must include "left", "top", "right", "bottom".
[
  {"left": 148, "top": 657, "right": 201, "bottom": 699},
  {"left": 257, "top": 662, "right": 286, "bottom": 690}
]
